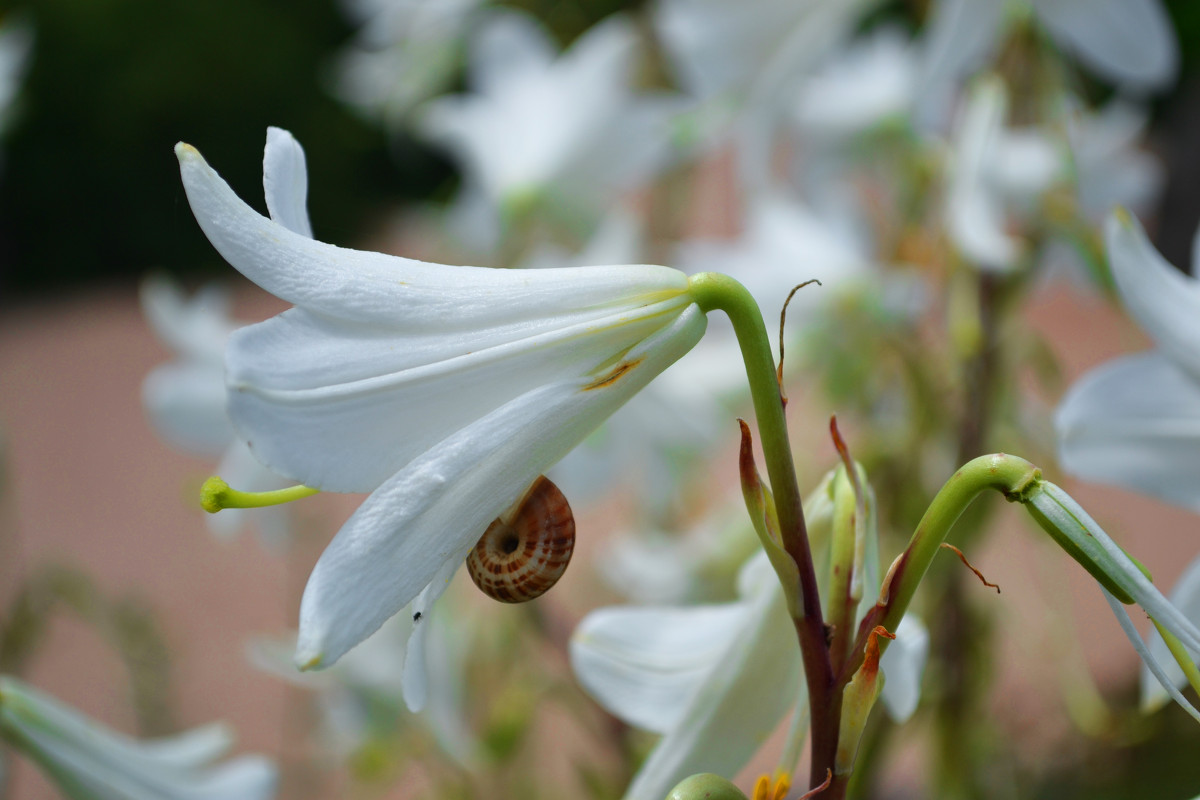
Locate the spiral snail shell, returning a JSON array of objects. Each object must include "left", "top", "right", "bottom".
[{"left": 466, "top": 475, "right": 575, "bottom": 603}]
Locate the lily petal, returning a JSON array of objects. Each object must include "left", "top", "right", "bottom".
[
  {"left": 570, "top": 603, "right": 750, "bottom": 734},
  {"left": 1142, "top": 553, "right": 1200, "bottom": 711},
  {"left": 879, "top": 614, "right": 929, "bottom": 723},
  {"left": 1036, "top": 0, "right": 1178, "bottom": 90},
  {"left": 1106, "top": 211, "right": 1200, "bottom": 381},
  {"left": 295, "top": 308, "right": 705, "bottom": 667},
  {"left": 1055, "top": 352, "right": 1200, "bottom": 513},
  {"left": 177, "top": 142, "right": 689, "bottom": 326},
  {"left": 262, "top": 127, "right": 312, "bottom": 238}
]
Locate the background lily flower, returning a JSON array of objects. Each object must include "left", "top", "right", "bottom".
[
  {"left": 916, "top": 0, "right": 1178, "bottom": 128},
  {"left": 0, "top": 676, "right": 277, "bottom": 800},
  {"left": 1055, "top": 211, "right": 1200, "bottom": 512},
  {"left": 571, "top": 551, "right": 928, "bottom": 798},
  {"left": 176, "top": 129, "right": 708, "bottom": 670},
  {"left": 419, "top": 8, "right": 681, "bottom": 231}
]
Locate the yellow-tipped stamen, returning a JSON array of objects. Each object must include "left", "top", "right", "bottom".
[
  {"left": 751, "top": 773, "right": 791, "bottom": 800},
  {"left": 199, "top": 476, "right": 319, "bottom": 513}
]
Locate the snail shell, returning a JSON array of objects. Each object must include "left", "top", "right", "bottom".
[{"left": 466, "top": 475, "right": 575, "bottom": 603}]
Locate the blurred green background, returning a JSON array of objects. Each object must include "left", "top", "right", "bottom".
[{"left": 0, "top": 0, "right": 1197, "bottom": 299}]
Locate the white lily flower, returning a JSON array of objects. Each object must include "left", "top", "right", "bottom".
[
  {"left": 0, "top": 676, "right": 277, "bottom": 800},
  {"left": 677, "top": 192, "right": 873, "bottom": 324},
  {"left": 175, "top": 130, "right": 708, "bottom": 670},
  {"left": 571, "top": 553, "right": 801, "bottom": 800},
  {"left": 333, "top": 0, "right": 482, "bottom": 124},
  {"left": 944, "top": 77, "right": 1064, "bottom": 272},
  {"left": 571, "top": 554, "right": 928, "bottom": 799},
  {"left": 1066, "top": 99, "right": 1163, "bottom": 221},
  {"left": 420, "top": 9, "right": 680, "bottom": 224},
  {"left": 1055, "top": 211, "right": 1200, "bottom": 512},
  {"left": 792, "top": 26, "right": 917, "bottom": 139},
  {"left": 652, "top": 0, "right": 877, "bottom": 103},
  {"left": 916, "top": 0, "right": 1177, "bottom": 128},
  {"left": 248, "top": 605, "right": 478, "bottom": 766}
]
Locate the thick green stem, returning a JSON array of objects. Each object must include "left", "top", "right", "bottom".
[
  {"left": 849, "top": 454, "right": 1041, "bottom": 672},
  {"left": 689, "top": 272, "right": 836, "bottom": 785}
]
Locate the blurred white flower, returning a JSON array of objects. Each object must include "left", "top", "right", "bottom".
[
  {"left": 249, "top": 603, "right": 477, "bottom": 764},
  {"left": 792, "top": 26, "right": 917, "bottom": 138},
  {"left": 0, "top": 676, "right": 277, "bottom": 800},
  {"left": 1055, "top": 211, "right": 1200, "bottom": 513},
  {"left": 333, "top": 0, "right": 482, "bottom": 124},
  {"left": 944, "top": 77, "right": 1063, "bottom": 272},
  {"left": 420, "top": 9, "right": 681, "bottom": 227},
  {"left": 1065, "top": 98, "right": 1164, "bottom": 221},
  {"left": 677, "top": 192, "right": 874, "bottom": 324},
  {"left": 571, "top": 553, "right": 927, "bottom": 800},
  {"left": 653, "top": 0, "right": 877, "bottom": 103},
  {"left": 916, "top": 0, "right": 1178, "bottom": 128},
  {"left": 176, "top": 129, "right": 709, "bottom": 670}
]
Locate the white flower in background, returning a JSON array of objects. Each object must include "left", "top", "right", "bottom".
[
  {"left": 1056, "top": 211, "right": 1200, "bottom": 513},
  {"left": 1065, "top": 98, "right": 1164, "bottom": 221},
  {"left": 916, "top": 0, "right": 1178, "bottom": 129},
  {"left": 419, "top": 9, "right": 680, "bottom": 226},
  {"left": 653, "top": 0, "right": 878, "bottom": 104},
  {"left": 249, "top": 605, "right": 477, "bottom": 765},
  {"left": 333, "top": 0, "right": 482, "bottom": 124},
  {"left": 176, "top": 129, "right": 708, "bottom": 670},
  {"left": 792, "top": 26, "right": 917, "bottom": 139},
  {"left": 944, "top": 77, "right": 1063, "bottom": 272},
  {"left": 677, "top": 192, "right": 874, "bottom": 328},
  {"left": 0, "top": 676, "right": 277, "bottom": 800},
  {"left": 571, "top": 553, "right": 928, "bottom": 800}
]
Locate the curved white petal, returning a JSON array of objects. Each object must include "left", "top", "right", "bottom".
[
  {"left": 879, "top": 614, "right": 929, "bottom": 723},
  {"left": 176, "top": 143, "right": 689, "bottom": 325},
  {"left": 295, "top": 308, "right": 706, "bottom": 668},
  {"left": 570, "top": 603, "right": 750, "bottom": 734},
  {"left": 1106, "top": 212, "right": 1200, "bottom": 380},
  {"left": 619, "top": 554, "right": 802, "bottom": 800},
  {"left": 1142, "top": 553, "right": 1200, "bottom": 711},
  {"left": 1036, "top": 0, "right": 1178, "bottom": 90},
  {"left": 1056, "top": 352, "right": 1200, "bottom": 512},
  {"left": 0, "top": 677, "right": 277, "bottom": 800},
  {"left": 262, "top": 127, "right": 312, "bottom": 238},
  {"left": 229, "top": 295, "right": 694, "bottom": 491}
]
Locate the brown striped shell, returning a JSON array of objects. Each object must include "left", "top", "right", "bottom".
[{"left": 465, "top": 475, "right": 575, "bottom": 603}]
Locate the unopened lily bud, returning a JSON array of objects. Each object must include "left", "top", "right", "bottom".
[
  {"left": 666, "top": 773, "right": 749, "bottom": 800},
  {"left": 836, "top": 625, "right": 896, "bottom": 775}
]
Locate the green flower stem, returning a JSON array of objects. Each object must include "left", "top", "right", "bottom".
[
  {"left": 689, "top": 272, "right": 836, "bottom": 786},
  {"left": 851, "top": 454, "right": 1041, "bottom": 671}
]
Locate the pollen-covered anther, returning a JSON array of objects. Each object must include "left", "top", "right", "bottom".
[{"left": 752, "top": 772, "right": 791, "bottom": 800}]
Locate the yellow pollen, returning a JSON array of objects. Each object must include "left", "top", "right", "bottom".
[{"left": 752, "top": 773, "right": 791, "bottom": 800}]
